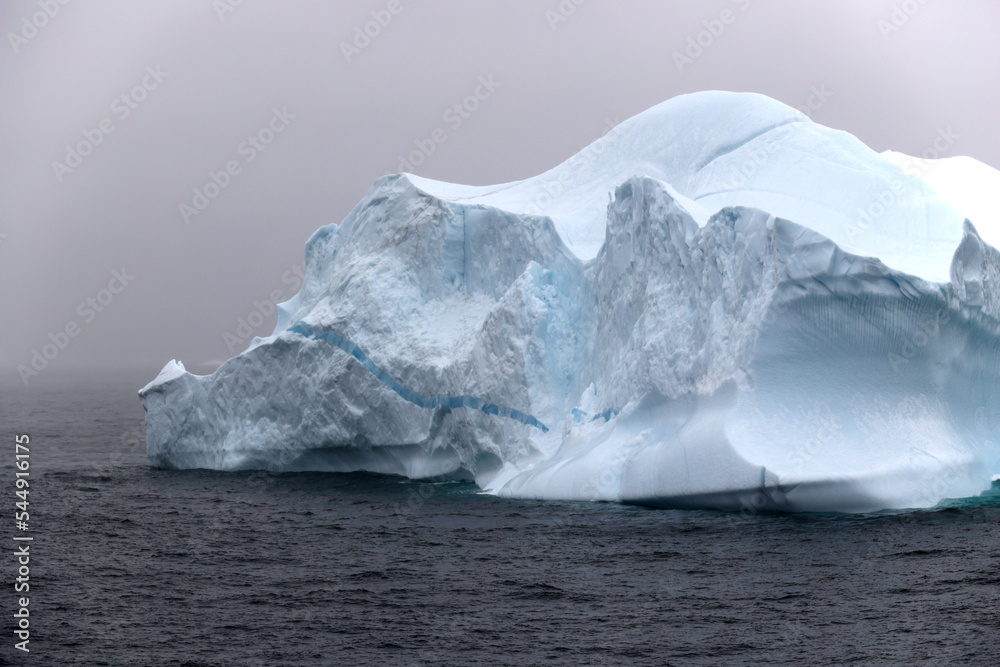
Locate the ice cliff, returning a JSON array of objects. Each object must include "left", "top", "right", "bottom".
[{"left": 140, "top": 91, "right": 1000, "bottom": 512}]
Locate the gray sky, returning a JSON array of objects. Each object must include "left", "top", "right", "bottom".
[{"left": 2, "top": 0, "right": 999, "bottom": 383}]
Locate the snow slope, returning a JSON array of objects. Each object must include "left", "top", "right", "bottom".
[
  {"left": 883, "top": 150, "right": 1000, "bottom": 243},
  {"left": 140, "top": 91, "right": 1000, "bottom": 512}
]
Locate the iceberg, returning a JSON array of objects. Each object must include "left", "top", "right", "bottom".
[{"left": 140, "top": 91, "right": 1000, "bottom": 512}]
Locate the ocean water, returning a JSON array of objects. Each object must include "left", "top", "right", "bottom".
[{"left": 2, "top": 372, "right": 999, "bottom": 666}]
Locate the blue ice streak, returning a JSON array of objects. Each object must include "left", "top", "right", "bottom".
[{"left": 289, "top": 322, "right": 549, "bottom": 432}]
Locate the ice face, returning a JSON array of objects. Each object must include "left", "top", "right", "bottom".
[
  {"left": 140, "top": 91, "right": 1000, "bottom": 512},
  {"left": 408, "top": 91, "right": 967, "bottom": 282}
]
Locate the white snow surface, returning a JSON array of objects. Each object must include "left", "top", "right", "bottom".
[
  {"left": 882, "top": 150, "right": 1000, "bottom": 247},
  {"left": 140, "top": 91, "right": 1000, "bottom": 512}
]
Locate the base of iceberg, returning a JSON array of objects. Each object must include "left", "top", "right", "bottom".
[{"left": 140, "top": 92, "right": 1000, "bottom": 513}]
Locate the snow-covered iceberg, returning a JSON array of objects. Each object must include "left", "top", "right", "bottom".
[{"left": 140, "top": 91, "right": 1000, "bottom": 512}]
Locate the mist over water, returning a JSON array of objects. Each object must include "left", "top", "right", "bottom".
[{"left": 2, "top": 373, "right": 998, "bottom": 665}]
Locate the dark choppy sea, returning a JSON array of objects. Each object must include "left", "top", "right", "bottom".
[{"left": 1, "top": 371, "right": 999, "bottom": 666}]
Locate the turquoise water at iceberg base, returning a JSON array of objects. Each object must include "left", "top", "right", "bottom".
[{"left": 2, "top": 371, "right": 998, "bottom": 666}]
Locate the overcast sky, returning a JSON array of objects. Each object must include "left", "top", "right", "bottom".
[{"left": 2, "top": 0, "right": 999, "bottom": 384}]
